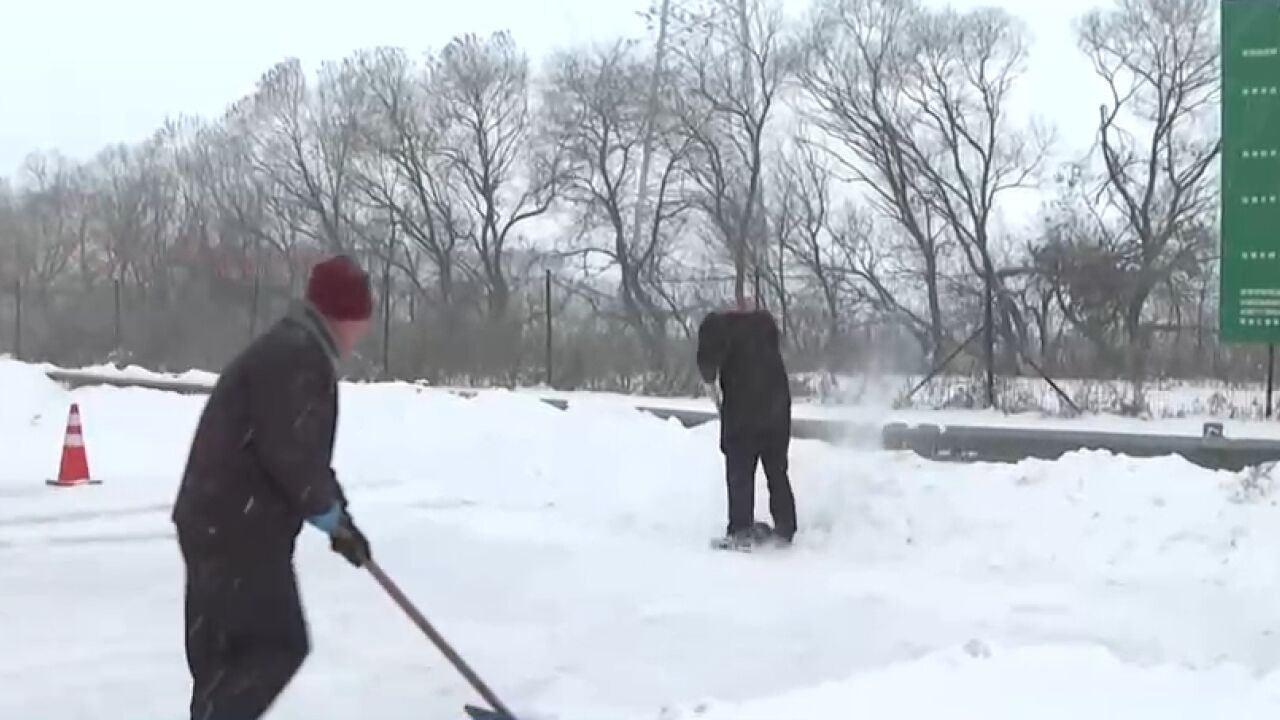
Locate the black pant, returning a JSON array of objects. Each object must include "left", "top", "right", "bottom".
[
  {"left": 180, "top": 536, "right": 310, "bottom": 720},
  {"left": 723, "top": 426, "right": 796, "bottom": 539}
]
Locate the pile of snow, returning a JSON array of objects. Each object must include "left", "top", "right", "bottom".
[
  {"left": 58, "top": 361, "right": 219, "bottom": 387},
  {"left": 0, "top": 359, "right": 68, "bottom": 429},
  {"left": 671, "top": 643, "right": 1280, "bottom": 719},
  {"left": 816, "top": 450, "right": 1280, "bottom": 589},
  {"left": 3, "top": 359, "right": 1280, "bottom": 718}
]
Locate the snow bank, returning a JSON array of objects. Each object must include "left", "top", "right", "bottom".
[
  {"left": 674, "top": 642, "right": 1280, "bottom": 719},
  {"left": 0, "top": 359, "right": 75, "bottom": 489},
  {"left": 804, "top": 448, "right": 1280, "bottom": 590},
  {"left": 59, "top": 361, "right": 219, "bottom": 386},
  {"left": 6, "top": 361, "right": 1280, "bottom": 583},
  {"left": 0, "top": 358, "right": 68, "bottom": 427}
]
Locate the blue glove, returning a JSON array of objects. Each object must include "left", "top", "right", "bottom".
[
  {"left": 307, "top": 502, "right": 344, "bottom": 534},
  {"left": 308, "top": 502, "right": 371, "bottom": 567}
]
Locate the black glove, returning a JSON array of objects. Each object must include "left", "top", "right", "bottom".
[{"left": 330, "top": 511, "right": 371, "bottom": 568}]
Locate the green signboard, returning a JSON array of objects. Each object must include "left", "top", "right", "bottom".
[{"left": 1221, "top": 0, "right": 1280, "bottom": 342}]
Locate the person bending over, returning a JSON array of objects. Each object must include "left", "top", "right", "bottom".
[{"left": 696, "top": 297, "right": 796, "bottom": 548}]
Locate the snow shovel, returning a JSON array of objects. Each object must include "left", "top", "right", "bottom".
[{"left": 365, "top": 559, "right": 520, "bottom": 720}]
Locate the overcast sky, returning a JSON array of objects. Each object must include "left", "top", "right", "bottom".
[{"left": 1, "top": 0, "right": 1106, "bottom": 181}]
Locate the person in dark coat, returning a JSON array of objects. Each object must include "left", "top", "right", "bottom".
[
  {"left": 696, "top": 297, "right": 796, "bottom": 547},
  {"left": 171, "top": 254, "right": 375, "bottom": 720}
]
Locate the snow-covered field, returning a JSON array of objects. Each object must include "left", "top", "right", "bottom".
[{"left": 5, "top": 357, "right": 1280, "bottom": 717}]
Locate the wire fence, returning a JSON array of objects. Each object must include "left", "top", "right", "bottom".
[
  {"left": 3, "top": 269, "right": 1279, "bottom": 421},
  {"left": 808, "top": 370, "right": 1279, "bottom": 421}
]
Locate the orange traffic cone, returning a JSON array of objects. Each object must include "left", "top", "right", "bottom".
[{"left": 47, "top": 403, "right": 99, "bottom": 487}]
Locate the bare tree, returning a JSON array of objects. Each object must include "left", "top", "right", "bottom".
[
  {"left": 799, "top": 0, "right": 951, "bottom": 359},
  {"left": 630, "top": 0, "right": 677, "bottom": 275},
  {"left": 180, "top": 119, "right": 287, "bottom": 292},
  {"left": 0, "top": 179, "right": 14, "bottom": 281},
  {"left": 544, "top": 41, "right": 695, "bottom": 371},
  {"left": 432, "top": 31, "right": 558, "bottom": 320},
  {"left": 669, "top": 0, "right": 796, "bottom": 303},
  {"left": 770, "top": 136, "right": 851, "bottom": 356},
  {"left": 1075, "top": 0, "right": 1220, "bottom": 388},
  {"left": 91, "top": 144, "right": 150, "bottom": 293},
  {"left": 347, "top": 47, "right": 467, "bottom": 320},
  {"left": 11, "top": 153, "right": 87, "bottom": 295},
  {"left": 802, "top": 0, "right": 1048, "bottom": 399},
  {"left": 238, "top": 58, "right": 364, "bottom": 254},
  {"left": 909, "top": 8, "right": 1049, "bottom": 386}
]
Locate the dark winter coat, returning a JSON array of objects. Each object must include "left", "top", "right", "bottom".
[
  {"left": 696, "top": 308, "right": 791, "bottom": 448},
  {"left": 172, "top": 301, "right": 349, "bottom": 556}
]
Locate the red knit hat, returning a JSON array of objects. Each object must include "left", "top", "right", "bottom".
[{"left": 306, "top": 255, "right": 372, "bottom": 321}]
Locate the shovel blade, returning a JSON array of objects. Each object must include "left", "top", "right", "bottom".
[{"left": 464, "top": 704, "right": 515, "bottom": 720}]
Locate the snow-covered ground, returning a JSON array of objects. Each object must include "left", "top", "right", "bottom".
[{"left": 5, "top": 357, "right": 1280, "bottom": 717}]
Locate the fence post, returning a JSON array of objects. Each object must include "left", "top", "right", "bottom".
[
  {"left": 983, "top": 274, "right": 995, "bottom": 408},
  {"left": 1268, "top": 344, "right": 1275, "bottom": 419},
  {"left": 778, "top": 232, "right": 787, "bottom": 339},
  {"left": 545, "top": 269, "right": 553, "bottom": 388},
  {"left": 13, "top": 279, "right": 21, "bottom": 361},
  {"left": 381, "top": 261, "right": 392, "bottom": 378},
  {"left": 249, "top": 273, "right": 261, "bottom": 338},
  {"left": 113, "top": 278, "right": 122, "bottom": 350}
]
